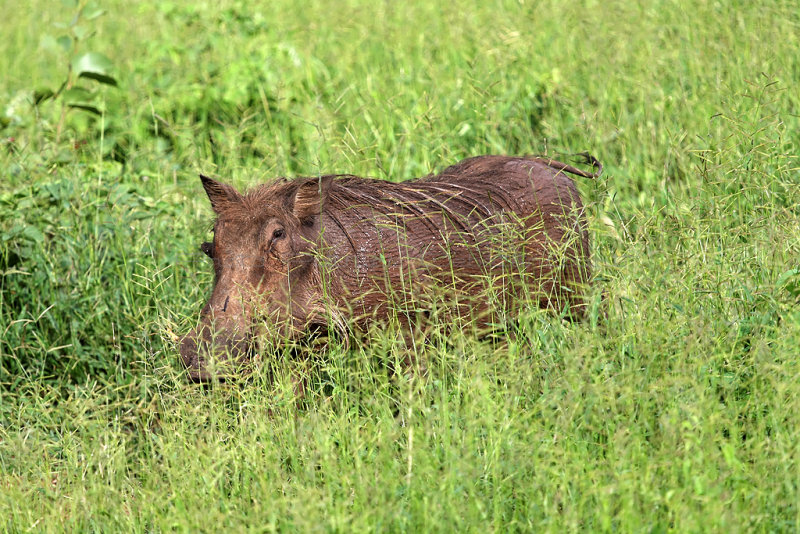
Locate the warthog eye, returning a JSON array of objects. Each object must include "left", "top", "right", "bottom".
[
  {"left": 272, "top": 228, "right": 285, "bottom": 240},
  {"left": 200, "top": 242, "right": 214, "bottom": 258}
]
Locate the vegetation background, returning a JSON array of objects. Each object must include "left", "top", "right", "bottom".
[{"left": 1, "top": 0, "right": 799, "bottom": 531}]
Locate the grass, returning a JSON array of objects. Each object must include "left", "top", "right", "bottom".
[{"left": 1, "top": 0, "right": 799, "bottom": 531}]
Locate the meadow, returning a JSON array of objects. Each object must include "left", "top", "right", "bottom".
[{"left": 1, "top": 0, "right": 799, "bottom": 531}]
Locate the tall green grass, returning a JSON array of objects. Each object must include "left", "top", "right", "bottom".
[{"left": 1, "top": 0, "right": 799, "bottom": 531}]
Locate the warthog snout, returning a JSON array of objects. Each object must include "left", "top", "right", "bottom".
[{"left": 179, "top": 326, "right": 252, "bottom": 382}]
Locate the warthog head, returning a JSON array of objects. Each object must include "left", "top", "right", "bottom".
[{"left": 179, "top": 174, "right": 334, "bottom": 381}]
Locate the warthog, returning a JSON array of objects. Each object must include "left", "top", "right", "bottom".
[{"left": 180, "top": 154, "right": 601, "bottom": 381}]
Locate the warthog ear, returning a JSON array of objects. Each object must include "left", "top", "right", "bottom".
[
  {"left": 293, "top": 175, "right": 334, "bottom": 226},
  {"left": 199, "top": 175, "right": 241, "bottom": 214}
]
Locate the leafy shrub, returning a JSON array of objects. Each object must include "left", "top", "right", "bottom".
[{"left": 0, "top": 163, "right": 196, "bottom": 384}]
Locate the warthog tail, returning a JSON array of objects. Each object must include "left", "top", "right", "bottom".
[{"left": 537, "top": 152, "right": 603, "bottom": 179}]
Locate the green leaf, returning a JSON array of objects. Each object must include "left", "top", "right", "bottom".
[
  {"left": 62, "top": 86, "right": 96, "bottom": 103},
  {"left": 73, "top": 51, "right": 113, "bottom": 72},
  {"left": 72, "top": 25, "right": 92, "bottom": 41},
  {"left": 22, "top": 226, "right": 45, "bottom": 244},
  {"left": 72, "top": 52, "right": 118, "bottom": 86},
  {"left": 33, "top": 88, "right": 55, "bottom": 105},
  {"left": 84, "top": 8, "right": 106, "bottom": 20},
  {"left": 80, "top": 71, "right": 118, "bottom": 86},
  {"left": 61, "top": 0, "right": 77, "bottom": 7},
  {"left": 57, "top": 35, "right": 73, "bottom": 52},
  {"left": 68, "top": 103, "right": 102, "bottom": 115}
]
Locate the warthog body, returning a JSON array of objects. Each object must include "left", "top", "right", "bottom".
[{"left": 180, "top": 154, "right": 600, "bottom": 381}]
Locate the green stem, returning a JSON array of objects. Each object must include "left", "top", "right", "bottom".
[{"left": 55, "top": 3, "right": 86, "bottom": 146}]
